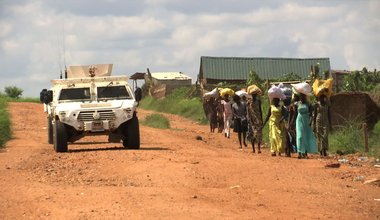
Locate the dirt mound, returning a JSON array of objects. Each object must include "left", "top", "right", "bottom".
[{"left": 331, "top": 92, "right": 380, "bottom": 130}]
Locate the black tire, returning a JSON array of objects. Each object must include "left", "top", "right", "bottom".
[
  {"left": 53, "top": 120, "right": 68, "bottom": 152},
  {"left": 122, "top": 115, "right": 140, "bottom": 149},
  {"left": 47, "top": 116, "right": 53, "bottom": 144}
]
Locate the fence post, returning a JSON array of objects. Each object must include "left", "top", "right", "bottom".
[{"left": 363, "top": 123, "right": 369, "bottom": 152}]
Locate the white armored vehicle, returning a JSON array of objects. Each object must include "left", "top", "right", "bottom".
[{"left": 40, "top": 64, "right": 141, "bottom": 152}]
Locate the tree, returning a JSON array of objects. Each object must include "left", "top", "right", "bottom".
[
  {"left": 4, "top": 86, "right": 23, "bottom": 99},
  {"left": 246, "top": 70, "right": 264, "bottom": 87}
]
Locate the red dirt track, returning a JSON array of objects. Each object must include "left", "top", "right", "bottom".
[{"left": 0, "top": 102, "right": 379, "bottom": 219}]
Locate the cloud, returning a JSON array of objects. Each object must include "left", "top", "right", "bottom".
[{"left": 0, "top": 0, "right": 379, "bottom": 96}]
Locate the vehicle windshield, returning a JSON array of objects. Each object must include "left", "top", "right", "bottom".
[
  {"left": 59, "top": 88, "right": 91, "bottom": 101},
  {"left": 97, "top": 86, "right": 131, "bottom": 100}
]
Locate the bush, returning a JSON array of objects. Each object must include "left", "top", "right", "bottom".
[
  {"left": 142, "top": 113, "right": 170, "bottom": 129},
  {"left": 139, "top": 86, "right": 208, "bottom": 124},
  {"left": 0, "top": 97, "right": 11, "bottom": 147},
  {"left": 4, "top": 86, "right": 23, "bottom": 99},
  {"left": 369, "top": 121, "right": 380, "bottom": 158},
  {"left": 329, "top": 120, "right": 364, "bottom": 155}
]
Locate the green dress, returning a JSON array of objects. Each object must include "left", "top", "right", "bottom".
[
  {"left": 315, "top": 102, "right": 329, "bottom": 151},
  {"left": 296, "top": 103, "right": 317, "bottom": 154},
  {"left": 269, "top": 105, "right": 285, "bottom": 153}
]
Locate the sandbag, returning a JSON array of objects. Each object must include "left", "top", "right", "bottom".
[
  {"left": 219, "top": 88, "right": 235, "bottom": 97},
  {"left": 203, "top": 88, "right": 219, "bottom": 99},
  {"left": 278, "top": 83, "right": 292, "bottom": 98},
  {"left": 268, "top": 85, "right": 286, "bottom": 100},
  {"left": 291, "top": 82, "right": 312, "bottom": 96},
  {"left": 247, "top": 84, "right": 262, "bottom": 96},
  {"left": 235, "top": 90, "right": 251, "bottom": 99},
  {"left": 312, "top": 78, "right": 333, "bottom": 98}
]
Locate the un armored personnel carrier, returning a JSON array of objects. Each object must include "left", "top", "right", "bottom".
[{"left": 40, "top": 64, "right": 141, "bottom": 152}]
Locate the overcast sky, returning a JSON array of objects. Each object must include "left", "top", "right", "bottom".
[{"left": 1, "top": 0, "right": 379, "bottom": 97}]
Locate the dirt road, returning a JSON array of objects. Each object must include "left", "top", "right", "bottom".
[{"left": 0, "top": 103, "right": 379, "bottom": 219}]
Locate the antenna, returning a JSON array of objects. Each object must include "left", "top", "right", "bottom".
[
  {"left": 56, "top": 34, "right": 63, "bottom": 79},
  {"left": 62, "top": 23, "right": 67, "bottom": 79}
]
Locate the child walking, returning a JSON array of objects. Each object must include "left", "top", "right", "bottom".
[{"left": 232, "top": 95, "right": 248, "bottom": 149}]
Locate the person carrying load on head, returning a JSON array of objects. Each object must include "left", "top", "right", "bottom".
[
  {"left": 312, "top": 78, "right": 333, "bottom": 157},
  {"left": 246, "top": 84, "right": 263, "bottom": 154},
  {"left": 263, "top": 85, "right": 287, "bottom": 156},
  {"left": 220, "top": 88, "right": 234, "bottom": 138},
  {"left": 278, "top": 83, "right": 294, "bottom": 157},
  {"left": 291, "top": 82, "right": 318, "bottom": 159}
]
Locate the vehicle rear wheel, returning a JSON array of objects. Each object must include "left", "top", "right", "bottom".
[
  {"left": 122, "top": 115, "right": 140, "bottom": 149},
  {"left": 53, "top": 120, "right": 68, "bottom": 152},
  {"left": 47, "top": 116, "right": 53, "bottom": 144}
]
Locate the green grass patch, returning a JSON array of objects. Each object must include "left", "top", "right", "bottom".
[
  {"left": 141, "top": 113, "right": 170, "bottom": 129},
  {"left": 329, "top": 120, "right": 380, "bottom": 158},
  {"left": 368, "top": 121, "right": 380, "bottom": 158},
  {"left": 329, "top": 121, "right": 363, "bottom": 155},
  {"left": 139, "top": 86, "right": 208, "bottom": 124},
  {"left": 14, "top": 97, "right": 40, "bottom": 103},
  {"left": 0, "top": 97, "right": 11, "bottom": 147}
]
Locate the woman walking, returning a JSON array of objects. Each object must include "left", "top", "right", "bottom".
[
  {"left": 246, "top": 85, "right": 263, "bottom": 154},
  {"left": 312, "top": 79, "right": 333, "bottom": 157},
  {"left": 221, "top": 94, "right": 233, "bottom": 138},
  {"left": 263, "top": 86, "right": 287, "bottom": 156},
  {"left": 313, "top": 93, "right": 331, "bottom": 157},
  {"left": 291, "top": 83, "right": 318, "bottom": 159}
]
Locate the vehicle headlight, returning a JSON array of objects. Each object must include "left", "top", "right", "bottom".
[
  {"left": 59, "top": 111, "right": 67, "bottom": 118},
  {"left": 124, "top": 108, "right": 132, "bottom": 114}
]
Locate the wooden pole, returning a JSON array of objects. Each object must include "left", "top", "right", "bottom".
[{"left": 363, "top": 123, "right": 369, "bottom": 152}]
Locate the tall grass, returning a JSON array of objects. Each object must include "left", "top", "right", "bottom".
[
  {"left": 329, "top": 120, "right": 380, "bottom": 158},
  {"left": 368, "top": 121, "right": 380, "bottom": 158},
  {"left": 0, "top": 96, "right": 11, "bottom": 147},
  {"left": 329, "top": 120, "right": 363, "bottom": 155},
  {"left": 139, "top": 87, "right": 208, "bottom": 124}
]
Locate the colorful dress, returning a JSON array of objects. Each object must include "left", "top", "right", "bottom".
[
  {"left": 269, "top": 105, "right": 285, "bottom": 153},
  {"left": 296, "top": 103, "right": 317, "bottom": 154},
  {"left": 315, "top": 102, "right": 329, "bottom": 152},
  {"left": 247, "top": 99, "right": 263, "bottom": 143}
]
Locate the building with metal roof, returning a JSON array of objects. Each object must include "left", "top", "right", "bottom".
[{"left": 198, "top": 56, "right": 331, "bottom": 86}]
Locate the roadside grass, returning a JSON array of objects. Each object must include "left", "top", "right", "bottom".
[
  {"left": 139, "top": 87, "right": 208, "bottom": 124},
  {"left": 329, "top": 120, "right": 380, "bottom": 158},
  {"left": 0, "top": 96, "right": 11, "bottom": 147},
  {"left": 141, "top": 113, "right": 170, "bottom": 129},
  {"left": 368, "top": 121, "right": 380, "bottom": 158}
]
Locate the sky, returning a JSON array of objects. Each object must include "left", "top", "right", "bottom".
[{"left": 0, "top": 0, "right": 379, "bottom": 97}]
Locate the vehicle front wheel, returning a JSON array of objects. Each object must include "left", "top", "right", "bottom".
[
  {"left": 53, "top": 120, "right": 68, "bottom": 152},
  {"left": 122, "top": 115, "right": 140, "bottom": 149}
]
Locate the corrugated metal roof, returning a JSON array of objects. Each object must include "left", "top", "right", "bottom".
[
  {"left": 200, "top": 56, "right": 331, "bottom": 80},
  {"left": 151, "top": 72, "right": 191, "bottom": 80}
]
